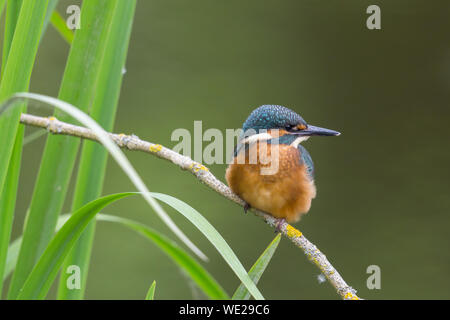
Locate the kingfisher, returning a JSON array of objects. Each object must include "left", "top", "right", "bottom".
[{"left": 225, "top": 105, "right": 340, "bottom": 224}]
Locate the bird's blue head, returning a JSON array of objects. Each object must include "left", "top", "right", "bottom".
[{"left": 242, "top": 105, "right": 340, "bottom": 138}]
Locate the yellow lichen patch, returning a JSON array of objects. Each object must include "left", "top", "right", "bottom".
[
  {"left": 48, "top": 116, "right": 56, "bottom": 121},
  {"left": 189, "top": 163, "right": 209, "bottom": 173},
  {"left": 344, "top": 292, "right": 360, "bottom": 300},
  {"left": 149, "top": 144, "right": 162, "bottom": 153},
  {"left": 286, "top": 224, "right": 302, "bottom": 238},
  {"left": 196, "top": 165, "right": 208, "bottom": 172}
]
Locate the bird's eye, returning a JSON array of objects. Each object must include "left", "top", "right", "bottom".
[
  {"left": 287, "top": 124, "right": 306, "bottom": 131},
  {"left": 288, "top": 125, "right": 298, "bottom": 131}
]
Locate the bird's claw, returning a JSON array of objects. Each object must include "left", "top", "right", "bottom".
[
  {"left": 274, "top": 218, "right": 286, "bottom": 233},
  {"left": 243, "top": 202, "right": 251, "bottom": 214}
]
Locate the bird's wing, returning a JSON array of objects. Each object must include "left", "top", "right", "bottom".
[{"left": 297, "top": 144, "right": 315, "bottom": 180}]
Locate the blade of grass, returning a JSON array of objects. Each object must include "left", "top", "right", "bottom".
[
  {"left": 0, "top": 0, "right": 24, "bottom": 295},
  {"left": 0, "top": 0, "right": 5, "bottom": 19},
  {"left": 0, "top": 0, "right": 48, "bottom": 192},
  {"left": 0, "top": 127, "right": 23, "bottom": 296},
  {"left": 4, "top": 213, "right": 69, "bottom": 282},
  {"left": 16, "top": 193, "right": 133, "bottom": 300},
  {"left": 150, "top": 193, "right": 265, "bottom": 300},
  {"left": 6, "top": 0, "right": 119, "bottom": 299},
  {"left": 98, "top": 214, "right": 229, "bottom": 300},
  {"left": 2, "top": 0, "right": 58, "bottom": 75},
  {"left": 57, "top": 0, "right": 136, "bottom": 300},
  {"left": 0, "top": 0, "right": 49, "bottom": 299},
  {"left": 0, "top": 0, "right": 57, "bottom": 290},
  {"left": 0, "top": 0, "right": 7, "bottom": 41},
  {"left": 146, "top": 281, "right": 156, "bottom": 300},
  {"left": 41, "top": 0, "right": 59, "bottom": 36},
  {"left": 3, "top": 237, "right": 21, "bottom": 282},
  {"left": 1, "top": 0, "right": 23, "bottom": 77},
  {"left": 50, "top": 10, "right": 73, "bottom": 44},
  {"left": 232, "top": 234, "right": 281, "bottom": 300},
  {"left": 0, "top": 0, "right": 59, "bottom": 296}
]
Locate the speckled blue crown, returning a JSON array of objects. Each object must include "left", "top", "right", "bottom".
[{"left": 242, "top": 105, "right": 307, "bottom": 132}]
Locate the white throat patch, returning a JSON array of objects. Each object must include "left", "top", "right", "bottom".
[
  {"left": 241, "top": 132, "right": 273, "bottom": 144},
  {"left": 291, "top": 136, "right": 309, "bottom": 148}
]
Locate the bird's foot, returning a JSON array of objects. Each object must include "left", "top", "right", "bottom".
[
  {"left": 243, "top": 202, "right": 251, "bottom": 214},
  {"left": 275, "top": 218, "right": 286, "bottom": 233}
]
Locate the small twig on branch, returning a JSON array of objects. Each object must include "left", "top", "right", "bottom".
[{"left": 19, "top": 113, "right": 360, "bottom": 300}]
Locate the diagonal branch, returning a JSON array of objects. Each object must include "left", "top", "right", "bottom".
[{"left": 19, "top": 112, "right": 360, "bottom": 300}]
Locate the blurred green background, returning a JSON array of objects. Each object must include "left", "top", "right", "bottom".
[{"left": 6, "top": 0, "right": 450, "bottom": 299}]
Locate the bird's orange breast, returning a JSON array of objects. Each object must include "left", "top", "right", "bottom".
[{"left": 225, "top": 141, "right": 316, "bottom": 223}]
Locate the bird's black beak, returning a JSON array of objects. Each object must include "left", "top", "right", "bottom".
[{"left": 290, "top": 125, "right": 341, "bottom": 137}]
